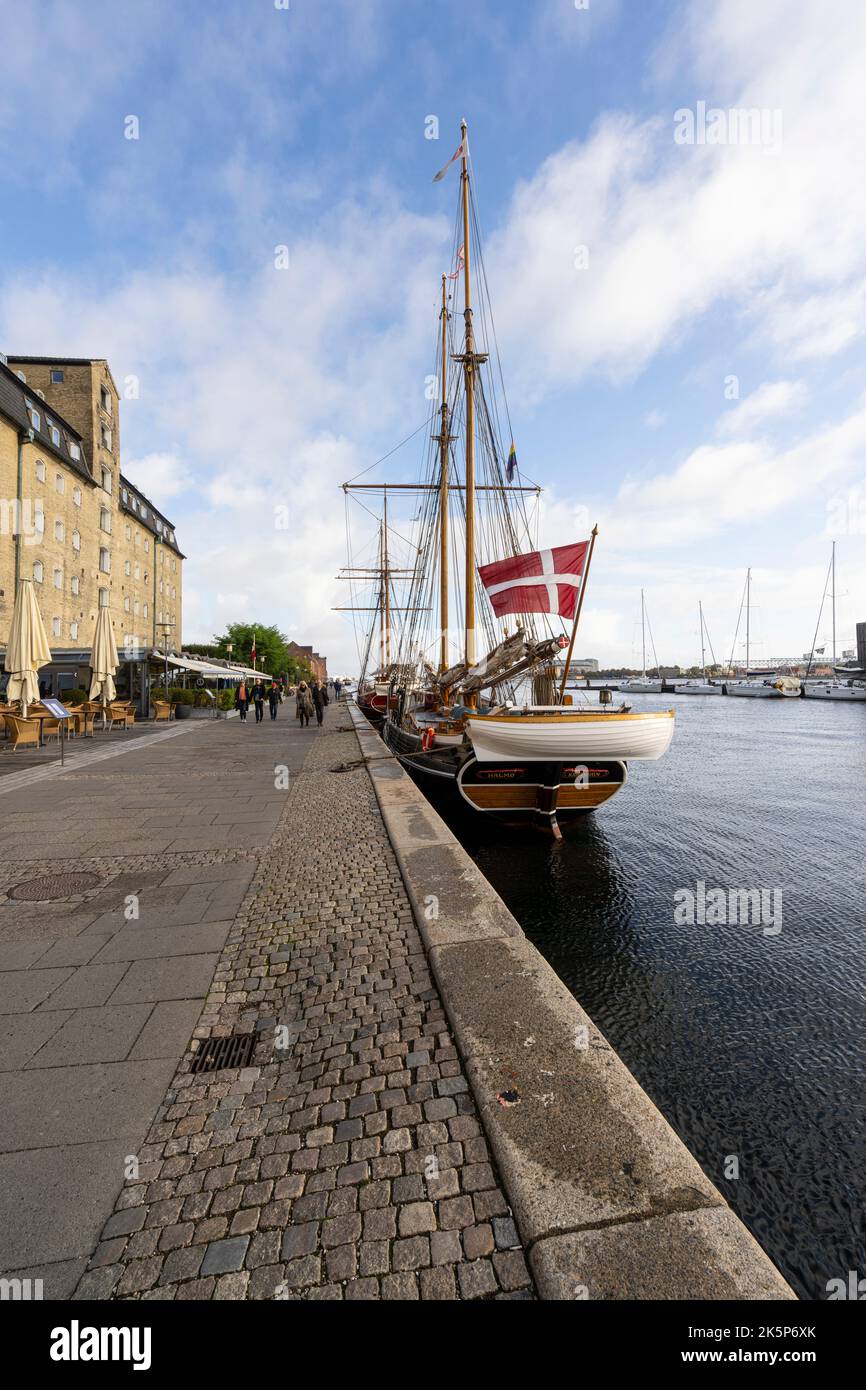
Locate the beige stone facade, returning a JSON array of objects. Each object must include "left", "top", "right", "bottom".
[{"left": 0, "top": 355, "right": 183, "bottom": 681}]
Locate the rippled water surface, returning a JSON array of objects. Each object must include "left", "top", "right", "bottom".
[{"left": 459, "top": 693, "right": 866, "bottom": 1299}]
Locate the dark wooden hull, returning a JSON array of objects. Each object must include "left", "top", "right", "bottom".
[{"left": 381, "top": 717, "right": 626, "bottom": 833}]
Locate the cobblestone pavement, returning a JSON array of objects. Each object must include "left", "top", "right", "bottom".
[{"left": 75, "top": 710, "right": 534, "bottom": 1300}]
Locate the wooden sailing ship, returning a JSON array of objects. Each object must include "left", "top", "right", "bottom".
[{"left": 339, "top": 124, "right": 675, "bottom": 835}]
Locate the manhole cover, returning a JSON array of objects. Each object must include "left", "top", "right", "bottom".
[
  {"left": 190, "top": 1032, "right": 257, "bottom": 1075},
  {"left": 8, "top": 872, "right": 102, "bottom": 901}
]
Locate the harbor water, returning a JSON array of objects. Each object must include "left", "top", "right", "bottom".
[{"left": 459, "top": 692, "right": 866, "bottom": 1300}]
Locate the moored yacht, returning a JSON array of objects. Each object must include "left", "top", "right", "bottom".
[{"left": 620, "top": 590, "right": 664, "bottom": 693}]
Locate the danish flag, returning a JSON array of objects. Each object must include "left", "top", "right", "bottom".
[{"left": 478, "top": 541, "right": 589, "bottom": 621}]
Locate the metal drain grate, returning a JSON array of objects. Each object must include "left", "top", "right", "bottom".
[
  {"left": 190, "top": 1032, "right": 257, "bottom": 1074},
  {"left": 8, "top": 871, "right": 101, "bottom": 901}
]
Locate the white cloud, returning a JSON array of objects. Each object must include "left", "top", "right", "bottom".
[
  {"left": 125, "top": 452, "right": 193, "bottom": 501},
  {"left": 488, "top": 0, "right": 866, "bottom": 401},
  {"left": 716, "top": 380, "right": 808, "bottom": 438}
]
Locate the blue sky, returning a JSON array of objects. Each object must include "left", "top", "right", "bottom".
[{"left": 2, "top": 0, "right": 865, "bottom": 672}]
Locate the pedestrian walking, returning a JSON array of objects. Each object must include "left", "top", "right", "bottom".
[
  {"left": 236, "top": 680, "right": 249, "bottom": 722},
  {"left": 252, "top": 679, "right": 265, "bottom": 723},
  {"left": 268, "top": 681, "right": 280, "bottom": 720},
  {"left": 334, "top": 679, "right": 342, "bottom": 700},
  {"left": 296, "top": 680, "right": 314, "bottom": 728},
  {"left": 310, "top": 678, "right": 329, "bottom": 727}
]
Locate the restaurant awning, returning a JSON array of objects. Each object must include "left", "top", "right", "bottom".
[{"left": 153, "top": 653, "right": 268, "bottom": 681}]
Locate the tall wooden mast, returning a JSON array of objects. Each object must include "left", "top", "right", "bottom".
[
  {"left": 436, "top": 274, "right": 451, "bottom": 672},
  {"left": 455, "top": 121, "right": 487, "bottom": 704},
  {"left": 383, "top": 494, "right": 391, "bottom": 668}
]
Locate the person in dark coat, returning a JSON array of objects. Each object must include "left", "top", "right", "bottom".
[
  {"left": 252, "top": 680, "right": 265, "bottom": 723},
  {"left": 310, "top": 678, "right": 329, "bottom": 727},
  {"left": 236, "top": 680, "right": 249, "bottom": 721},
  {"left": 334, "top": 679, "right": 342, "bottom": 700},
  {"left": 296, "top": 681, "right": 313, "bottom": 727},
  {"left": 267, "top": 681, "right": 280, "bottom": 720}
]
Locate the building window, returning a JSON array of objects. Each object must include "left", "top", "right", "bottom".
[
  {"left": 25, "top": 400, "right": 40, "bottom": 430},
  {"left": 132, "top": 497, "right": 138, "bottom": 512},
  {"left": 52, "top": 617, "right": 61, "bottom": 637},
  {"left": 70, "top": 620, "right": 78, "bottom": 639},
  {"left": 100, "top": 507, "right": 111, "bottom": 534},
  {"left": 71, "top": 576, "right": 80, "bottom": 596},
  {"left": 123, "top": 596, "right": 130, "bottom": 612},
  {"left": 140, "top": 504, "right": 148, "bottom": 520},
  {"left": 72, "top": 485, "right": 81, "bottom": 506},
  {"left": 100, "top": 425, "right": 112, "bottom": 450},
  {"left": 48, "top": 420, "right": 61, "bottom": 447},
  {"left": 156, "top": 519, "right": 163, "bottom": 534},
  {"left": 101, "top": 467, "right": 112, "bottom": 493},
  {"left": 99, "top": 548, "right": 110, "bottom": 573},
  {"left": 54, "top": 520, "right": 65, "bottom": 541},
  {"left": 53, "top": 568, "right": 62, "bottom": 589},
  {"left": 121, "top": 487, "right": 128, "bottom": 504},
  {"left": 100, "top": 386, "right": 111, "bottom": 414},
  {"left": 51, "top": 369, "right": 64, "bottom": 383},
  {"left": 34, "top": 503, "right": 44, "bottom": 534},
  {"left": 35, "top": 459, "right": 45, "bottom": 482},
  {"left": 33, "top": 560, "right": 44, "bottom": 583},
  {"left": 55, "top": 473, "right": 65, "bottom": 494},
  {"left": 98, "top": 587, "right": 109, "bottom": 608},
  {"left": 69, "top": 441, "right": 81, "bottom": 461},
  {"left": 72, "top": 529, "right": 81, "bottom": 551}
]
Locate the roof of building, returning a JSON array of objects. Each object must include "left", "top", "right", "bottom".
[
  {"left": 119, "top": 474, "right": 185, "bottom": 558},
  {"left": 6, "top": 355, "right": 121, "bottom": 402},
  {"left": 0, "top": 359, "right": 93, "bottom": 483}
]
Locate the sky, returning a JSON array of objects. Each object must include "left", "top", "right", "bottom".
[{"left": 1, "top": 0, "right": 865, "bottom": 674}]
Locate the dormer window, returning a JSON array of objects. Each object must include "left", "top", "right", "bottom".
[
  {"left": 48, "top": 419, "right": 61, "bottom": 447},
  {"left": 69, "top": 440, "right": 81, "bottom": 461},
  {"left": 25, "top": 400, "right": 40, "bottom": 430},
  {"left": 121, "top": 487, "right": 128, "bottom": 504}
]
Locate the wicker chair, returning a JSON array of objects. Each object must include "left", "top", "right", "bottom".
[{"left": 3, "top": 715, "right": 41, "bottom": 750}]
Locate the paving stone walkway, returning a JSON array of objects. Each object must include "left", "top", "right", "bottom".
[{"left": 72, "top": 709, "right": 533, "bottom": 1300}]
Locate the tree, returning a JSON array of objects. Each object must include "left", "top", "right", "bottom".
[{"left": 211, "top": 622, "right": 311, "bottom": 682}]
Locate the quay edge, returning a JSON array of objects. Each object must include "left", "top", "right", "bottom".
[{"left": 348, "top": 701, "right": 795, "bottom": 1301}]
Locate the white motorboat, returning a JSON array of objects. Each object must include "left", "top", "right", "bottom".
[
  {"left": 726, "top": 679, "right": 783, "bottom": 698},
  {"left": 803, "top": 681, "right": 866, "bottom": 701},
  {"left": 680, "top": 680, "right": 723, "bottom": 695},
  {"left": 620, "top": 678, "right": 664, "bottom": 693}
]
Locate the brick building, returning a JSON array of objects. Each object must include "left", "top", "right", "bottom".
[
  {"left": 287, "top": 641, "right": 327, "bottom": 683},
  {"left": 0, "top": 353, "right": 183, "bottom": 697}
]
